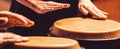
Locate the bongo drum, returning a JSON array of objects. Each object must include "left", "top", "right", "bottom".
[
  {"left": 13, "top": 36, "right": 82, "bottom": 49},
  {"left": 50, "top": 17, "right": 120, "bottom": 49}
]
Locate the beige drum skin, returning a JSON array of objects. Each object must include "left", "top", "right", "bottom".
[
  {"left": 50, "top": 17, "right": 120, "bottom": 41},
  {"left": 13, "top": 36, "right": 82, "bottom": 49}
]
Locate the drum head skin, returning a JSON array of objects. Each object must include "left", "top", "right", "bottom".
[
  {"left": 50, "top": 17, "right": 120, "bottom": 41},
  {"left": 13, "top": 36, "right": 81, "bottom": 49}
]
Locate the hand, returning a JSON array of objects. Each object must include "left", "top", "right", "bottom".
[
  {"left": 78, "top": 0, "right": 108, "bottom": 19},
  {"left": 0, "top": 32, "right": 29, "bottom": 45},
  {"left": 17, "top": 0, "right": 70, "bottom": 14},
  {"left": 0, "top": 11, "right": 34, "bottom": 28}
]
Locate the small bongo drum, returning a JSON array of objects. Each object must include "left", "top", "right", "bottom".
[
  {"left": 13, "top": 36, "right": 82, "bottom": 49},
  {"left": 50, "top": 17, "right": 120, "bottom": 49}
]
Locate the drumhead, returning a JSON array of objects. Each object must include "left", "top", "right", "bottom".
[
  {"left": 50, "top": 17, "right": 120, "bottom": 41},
  {"left": 14, "top": 36, "right": 81, "bottom": 49}
]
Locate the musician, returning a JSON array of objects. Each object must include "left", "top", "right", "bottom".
[{"left": 9, "top": 0, "right": 108, "bottom": 36}]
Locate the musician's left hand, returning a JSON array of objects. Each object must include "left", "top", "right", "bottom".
[{"left": 0, "top": 32, "right": 29, "bottom": 45}]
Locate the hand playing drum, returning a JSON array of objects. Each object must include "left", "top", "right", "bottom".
[{"left": 0, "top": 11, "right": 34, "bottom": 28}]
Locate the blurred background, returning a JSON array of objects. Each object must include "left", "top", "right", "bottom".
[{"left": 0, "top": 0, "right": 11, "bottom": 11}]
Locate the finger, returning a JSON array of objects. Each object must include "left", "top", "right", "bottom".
[
  {"left": 100, "top": 10, "right": 108, "bottom": 15},
  {"left": 13, "top": 14, "right": 34, "bottom": 27},
  {"left": 78, "top": 5, "right": 89, "bottom": 15},
  {"left": 1, "top": 33, "right": 14, "bottom": 39},
  {"left": 60, "top": 4, "right": 70, "bottom": 8},
  {"left": 92, "top": 4, "right": 108, "bottom": 15},
  {"left": 36, "top": 5, "right": 62, "bottom": 13},
  {"left": 3, "top": 34, "right": 29, "bottom": 42},
  {"left": 55, "top": 4, "right": 70, "bottom": 9},
  {"left": 47, "top": 3, "right": 70, "bottom": 8},
  {"left": 34, "top": 6, "right": 53, "bottom": 14},
  {"left": 41, "top": 1, "right": 70, "bottom": 9},
  {"left": 3, "top": 38, "right": 23, "bottom": 43},
  {"left": 92, "top": 4, "right": 108, "bottom": 18},
  {"left": 0, "top": 17, "right": 8, "bottom": 25},
  {"left": 22, "top": 18, "right": 34, "bottom": 27},
  {"left": 0, "top": 11, "right": 28, "bottom": 25},
  {"left": 83, "top": 6, "right": 107, "bottom": 19},
  {"left": 0, "top": 38, "right": 4, "bottom": 45},
  {"left": 46, "top": 4, "right": 70, "bottom": 12},
  {"left": 38, "top": 2, "right": 70, "bottom": 11},
  {"left": 93, "top": 8, "right": 107, "bottom": 19},
  {"left": 3, "top": 37, "right": 29, "bottom": 42},
  {"left": 0, "top": 11, "right": 35, "bottom": 27},
  {"left": 11, "top": 33, "right": 29, "bottom": 42}
]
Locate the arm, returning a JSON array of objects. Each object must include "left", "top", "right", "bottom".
[{"left": 78, "top": 0, "right": 108, "bottom": 19}]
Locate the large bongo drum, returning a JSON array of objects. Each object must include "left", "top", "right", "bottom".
[
  {"left": 50, "top": 17, "right": 120, "bottom": 49},
  {"left": 13, "top": 36, "right": 82, "bottom": 49}
]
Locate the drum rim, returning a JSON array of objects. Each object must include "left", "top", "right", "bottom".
[
  {"left": 73, "top": 37, "right": 120, "bottom": 41},
  {"left": 48, "top": 33, "right": 120, "bottom": 41}
]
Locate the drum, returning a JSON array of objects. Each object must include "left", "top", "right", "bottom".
[
  {"left": 13, "top": 36, "right": 82, "bottom": 49},
  {"left": 50, "top": 17, "right": 120, "bottom": 49}
]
